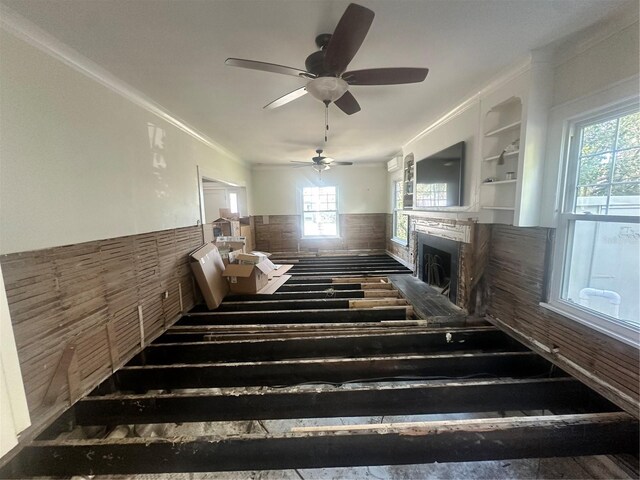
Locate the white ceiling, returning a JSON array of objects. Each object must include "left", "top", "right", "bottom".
[{"left": 3, "top": 0, "right": 636, "bottom": 165}]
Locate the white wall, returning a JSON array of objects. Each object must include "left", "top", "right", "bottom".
[
  {"left": 0, "top": 28, "right": 251, "bottom": 254},
  {"left": 0, "top": 264, "right": 30, "bottom": 457},
  {"left": 251, "top": 164, "right": 387, "bottom": 215}
]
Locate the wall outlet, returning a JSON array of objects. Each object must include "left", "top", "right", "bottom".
[{"left": 162, "top": 291, "right": 169, "bottom": 300}]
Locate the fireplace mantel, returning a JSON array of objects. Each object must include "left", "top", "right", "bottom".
[{"left": 401, "top": 213, "right": 489, "bottom": 313}]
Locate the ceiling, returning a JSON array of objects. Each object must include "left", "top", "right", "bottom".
[{"left": 3, "top": 0, "right": 636, "bottom": 165}]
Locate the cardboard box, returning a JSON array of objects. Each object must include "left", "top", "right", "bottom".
[
  {"left": 223, "top": 260, "right": 274, "bottom": 294},
  {"left": 235, "top": 252, "right": 269, "bottom": 264},
  {"left": 189, "top": 243, "right": 228, "bottom": 309}
]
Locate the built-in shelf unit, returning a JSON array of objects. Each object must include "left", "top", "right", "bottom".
[
  {"left": 479, "top": 51, "right": 553, "bottom": 226},
  {"left": 402, "top": 153, "right": 414, "bottom": 209}
]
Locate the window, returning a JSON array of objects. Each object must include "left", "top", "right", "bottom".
[
  {"left": 302, "top": 186, "right": 338, "bottom": 237},
  {"left": 229, "top": 192, "right": 238, "bottom": 214},
  {"left": 416, "top": 182, "right": 448, "bottom": 207},
  {"left": 393, "top": 180, "right": 408, "bottom": 242},
  {"left": 548, "top": 105, "right": 639, "bottom": 346}
]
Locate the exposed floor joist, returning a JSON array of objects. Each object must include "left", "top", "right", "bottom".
[{"left": 1, "top": 253, "right": 637, "bottom": 478}]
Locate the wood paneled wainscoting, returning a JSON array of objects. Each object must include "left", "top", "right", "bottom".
[
  {"left": 486, "top": 225, "right": 639, "bottom": 417},
  {"left": 254, "top": 214, "right": 386, "bottom": 253},
  {"left": 0, "top": 226, "right": 203, "bottom": 441}
]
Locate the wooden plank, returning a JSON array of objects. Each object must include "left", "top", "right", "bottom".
[
  {"left": 178, "top": 307, "right": 410, "bottom": 325},
  {"left": 8, "top": 413, "right": 637, "bottom": 476},
  {"left": 73, "top": 377, "right": 617, "bottom": 426},
  {"left": 348, "top": 299, "right": 408, "bottom": 308},
  {"left": 41, "top": 344, "right": 76, "bottom": 407}
]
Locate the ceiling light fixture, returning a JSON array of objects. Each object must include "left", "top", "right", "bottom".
[
  {"left": 305, "top": 77, "right": 349, "bottom": 103},
  {"left": 306, "top": 78, "right": 349, "bottom": 144}
]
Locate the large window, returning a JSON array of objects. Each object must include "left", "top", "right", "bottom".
[
  {"left": 548, "top": 105, "right": 639, "bottom": 346},
  {"left": 302, "top": 186, "right": 338, "bottom": 237},
  {"left": 393, "top": 180, "right": 408, "bottom": 242}
]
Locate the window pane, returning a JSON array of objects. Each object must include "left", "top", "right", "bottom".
[
  {"left": 563, "top": 220, "right": 639, "bottom": 327},
  {"left": 394, "top": 181, "right": 404, "bottom": 210},
  {"left": 616, "top": 111, "right": 640, "bottom": 150},
  {"left": 577, "top": 153, "right": 612, "bottom": 186},
  {"left": 302, "top": 186, "right": 338, "bottom": 236},
  {"left": 580, "top": 118, "right": 617, "bottom": 156},
  {"left": 609, "top": 184, "right": 640, "bottom": 215},
  {"left": 613, "top": 148, "right": 640, "bottom": 183},
  {"left": 394, "top": 214, "right": 408, "bottom": 241},
  {"left": 576, "top": 185, "right": 609, "bottom": 215}
]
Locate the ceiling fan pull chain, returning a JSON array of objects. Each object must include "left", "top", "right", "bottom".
[{"left": 324, "top": 101, "right": 329, "bottom": 142}]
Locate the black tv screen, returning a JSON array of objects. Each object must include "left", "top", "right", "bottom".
[{"left": 415, "top": 142, "right": 464, "bottom": 208}]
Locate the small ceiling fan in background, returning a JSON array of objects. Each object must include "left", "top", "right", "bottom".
[
  {"left": 291, "top": 149, "right": 353, "bottom": 172},
  {"left": 225, "top": 3, "right": 429, "bottom": 115}
]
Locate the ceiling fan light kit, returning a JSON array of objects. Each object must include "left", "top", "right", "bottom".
[{"left": 306, "top": 77, "right": 349, "bottom": 103}]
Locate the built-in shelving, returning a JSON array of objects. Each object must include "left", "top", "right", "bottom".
[
  {"left": 402, "top": 153, "right": 414, "bottom": 209},
  {"left": 484, "top": 121, "right": 522, "bottom": 137},
  {"left": 479, "top": 95, "right": 523, "bottom": 222},
  {"left": 483, "top": 150, "right": 519, "bottom": 162},
  {"left": 482, "top": 179, "right": 517, "bottom": 186}
]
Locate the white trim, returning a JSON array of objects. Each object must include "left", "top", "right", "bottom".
[
  {"left": 0, "top": 4, "right": 245, "bottom": 167},
  {"left": 540, "top": 302, "right": 639, "bottom": 349}
]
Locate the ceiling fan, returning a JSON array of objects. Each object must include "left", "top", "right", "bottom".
[
  {"left": 225, "top": 3, "right": 429, "bottom": 115},
  {"left": 291, "top": 149, "right": 353, "bottom": 171}
]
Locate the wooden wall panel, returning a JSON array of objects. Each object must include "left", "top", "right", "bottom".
[
  {"left": 0, "top": 226, "right": 203, "bottom": 438},
  {"left": 486, "top": 225, "right": 639, "bottom": 416},
  {"left": 254, "top": 214, "right": 386, "bottom": 253}
]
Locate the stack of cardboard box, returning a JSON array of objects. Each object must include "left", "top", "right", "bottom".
[{"left": 189, "top": 245, "right": 292, "bottom": 309}]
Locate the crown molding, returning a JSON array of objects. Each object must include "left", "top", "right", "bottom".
[
  {"left": 0, "top": 3, "right": 246, "bottom": 167},
  {"left": 404, "top": 57, "right": 531, "bottom": 148}
]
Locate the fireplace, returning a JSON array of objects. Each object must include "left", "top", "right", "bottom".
[{"left": 417, "top": 232, "right": 460, "bottom": 304}]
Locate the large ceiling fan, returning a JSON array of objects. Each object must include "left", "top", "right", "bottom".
[
  {"left": 225, "top": 3, "right": 429, "bottom": 115},
  {"left": 291, "top": 149, "right": 353, "bottom": 171}
]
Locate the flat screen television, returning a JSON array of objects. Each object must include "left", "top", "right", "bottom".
[{"left": 415, "top": 141, "right": 464, "bottom": 208}]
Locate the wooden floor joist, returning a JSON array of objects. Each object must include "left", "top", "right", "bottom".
[
  {"left": 71, "top": 377, "right": 617, "bottom": 426},
  {"left": 7, "top": 413, "right": 637, "bottom": 477},
  {"left": 2, "top": 254, "right": 638, "bottom": 478},
  {"left": 105, "top": 351, "right": 554, "bottom": 392}
]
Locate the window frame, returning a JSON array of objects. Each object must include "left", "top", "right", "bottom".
[
  {"left": 544, "top": 101, "right": 640, "bottom": 348},
  {"left": 392, "top": 180, "right": 409, "bottom": 245},
  {"left": 301, "top": 185, "right": 340, "bottom": 238}
]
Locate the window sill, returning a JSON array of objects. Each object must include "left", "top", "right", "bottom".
[
  {"left": 390, "top": 237, "right": 409, "bottom": 247},
  {"left": 540, "top": 301, "right": 639, "bottom": 349},
  {"left": 302, "top": 235, "right": 341, "bottom": 240}
]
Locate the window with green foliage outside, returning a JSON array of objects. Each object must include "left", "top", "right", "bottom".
[{"left": 393, "top": 180, "right": 408, "bottom": 242}]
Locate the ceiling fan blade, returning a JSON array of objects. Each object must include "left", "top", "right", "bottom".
[
  {"left": 323, "top": 3, "right": 375, "bottom": 75},
  {"left": 264, "top": 87, "right": 308, "bottom": 110},
  {"left": 290, "top": 161, "right": 312, "bottom": 164},
  {"left": 342, "top": 67, "right": 429, "bottom": 85},
  {"left": 333, "top": 90, "right": 361, "bottom": 115},
  {"left": 331, "top": 161, "right": 354, "bottom": 166},
  {"left": 226, "top": 58, "right": 314, "bottom": 78}
]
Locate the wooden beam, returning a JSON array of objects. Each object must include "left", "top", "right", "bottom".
[
  {"left": 177, "top": 307, "right": 409, "bottom": 325},
  {"left": 134, "top": 329, "right": 521, "bottom": 364},
  {"left": 74, "top": 378, "right": 616, "bottom": 426},
  {"left": 225, "top": 291, "right": 366, "bottom": 301},
  {"left": 8, "top": 413, "right": 637, "bottom": 476},
  {"left": 107, "top": 351, "right": 553, "bottom": 391}
]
